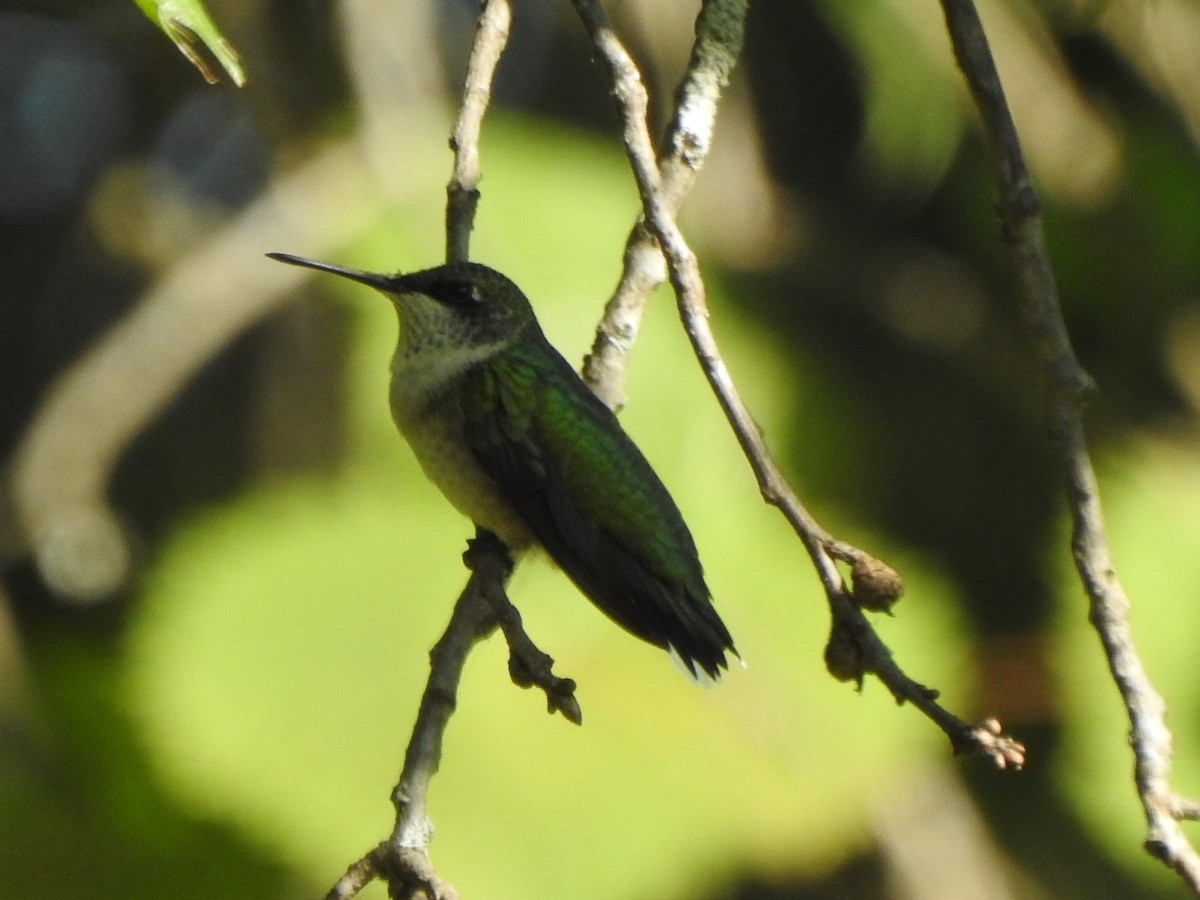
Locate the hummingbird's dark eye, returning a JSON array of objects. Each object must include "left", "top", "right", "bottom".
[{"left": 435, "top": 280, "right": 484, "bottom": 307}]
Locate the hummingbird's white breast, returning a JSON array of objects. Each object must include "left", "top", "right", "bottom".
[{"left": 387, "top": 297, "right": 533, "bottom": 549}]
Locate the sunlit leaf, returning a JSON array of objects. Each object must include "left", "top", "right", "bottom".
[{"left": 134, "top": 0, "right": 245, "bottom": 86}]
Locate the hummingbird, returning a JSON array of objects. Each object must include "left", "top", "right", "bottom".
[{"left": 267, "top": 253, "right": 737, "bottom": 680}]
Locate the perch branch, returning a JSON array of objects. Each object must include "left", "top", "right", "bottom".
[
  {"left": 327, "top": 537, "right": 580, "bottom": 900},
  {"left": 569, "top": 0, "right": 1024, "bottom": 769},
  {"left": 327, "top": 3, "right": 579, "bottom": 896},
  {"left": 939, "top": 0, "right": 1200, "bottom": 888},
  {"left": 324, "top": 559, "right": 501, "bottom": 900}
]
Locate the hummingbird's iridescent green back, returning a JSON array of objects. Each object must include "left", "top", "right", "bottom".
[{"left": 461, "top": 334, "right": 735, "bottom": 679}]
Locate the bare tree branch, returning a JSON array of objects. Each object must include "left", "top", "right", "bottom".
[
  {"left": 329, "top": 5, "right": 516, "bottom": 899},
  {"left": 383, "top": 553, "right": 502, "bottom": 899},
  {"left": 939, "top": 0, "right": 1200, "bottom": 888},
  {"left": 324, "top": 842, "right": 459, "bottom": 900},
  {"left": 328, "top": 533, "right": 582, "bottom": 900},
  {"left": 568, "top": 0, "right": 1024, "bottom": 769},
  {"left": 445, "top": 0, "right": 511, "bottom": 265},
  {"left": 582, "top": 0, "right": 749, "bottom": 411},
  {"left": 325, "top": 3, "right": 578, "bottom": 896}
]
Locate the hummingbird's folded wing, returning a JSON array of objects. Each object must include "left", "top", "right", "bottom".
[{"left": 461, "top": 343, "right": 735, "bottom": 679}]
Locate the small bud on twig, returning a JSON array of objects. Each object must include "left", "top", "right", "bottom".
[{"left": 850, "top": 556, "right": 905, "bottom": 614}]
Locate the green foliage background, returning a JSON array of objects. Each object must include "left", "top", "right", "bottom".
[
  {"left": 125, "top": 119, "right": 952, "bottom": 898},
  {"left": 5, "top": 2, "right": 1200, "bottom": 898}
]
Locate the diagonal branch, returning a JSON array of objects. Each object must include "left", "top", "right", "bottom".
[
  {"left": 582, "top": 0, "right": 749, "bottom": 411},
  {"left": 569, "top": 0, "right": 1025, "bottom": 769},
  {"left": 939, "top": 0, "right": 1200, "bottom": 889}
]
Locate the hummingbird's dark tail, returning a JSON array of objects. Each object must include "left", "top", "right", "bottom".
[
  {"left": 545, "top": 532, "right": 738, "bottom": 682},
  {"left": 637, "top": 576, "right": 739, "bottom": 682}
]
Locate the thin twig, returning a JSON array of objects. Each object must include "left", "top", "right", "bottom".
[
  {"left": 582, "top": 0, "right": 749, "bottom": 411},
  {"left": 446, "top": 0, "right": 511, "bottom": 264},
  {"left": 329, "top": 570, "right": 502, "bottom": 900},
  {"left": 939, "top": 0, "right": 1200, "bottom": 888},
  {"left": 324, "top": 843, "right": 389, "bottom": 900},
  {"left": 397, "top": 0, "right": 515, "bottom": 859},
  {"left": 390, "top": 565, "right": 500, "bottom": 849},
  {"left": 359, "top": 536, "right": 582, "bottom": 900},
  {"left": 569, "top": 0, "right": 1025, "bottom": 768},
  {"left": 330, "top": 2, "right": 581, "bottom": 895}
]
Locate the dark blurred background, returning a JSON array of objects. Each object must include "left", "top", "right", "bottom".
[{"left": 3, "top": 1, "right": 1200, "bottom": 898}]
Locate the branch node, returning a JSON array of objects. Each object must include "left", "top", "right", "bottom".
[
  {"left": 380, "top": 847, "right": 461, "bottom": 900},
  {"left": 323, "top": 843, "right": 387, "bottom": 900},
  {"left": 824, "top": 613, "right": 868, "bottom": 687},
  {"left": 849, "top": 555, "right": 905, "bottom": 614}
]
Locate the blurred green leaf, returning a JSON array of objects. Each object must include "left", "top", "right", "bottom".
[{"left": 134, "top": 0, "right": 245, "bottom": 86}]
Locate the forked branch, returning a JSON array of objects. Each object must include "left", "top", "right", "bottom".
[
  {"left": 568, "top": 0, "right": 1024, "bottom": 769},
  {"left": 582, "top": 0, "right": 749, "bottom": 410}
]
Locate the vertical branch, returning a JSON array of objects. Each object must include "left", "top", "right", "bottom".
[
  {"left": 446, "top": 0, "right": 512, "bottom": 263},
  {"left": 388, "top": 0, "right": 513, "bottom": 854},
  {"left": 939, "top": 0, "right": 1200, "bottom": 891},
  {"left": 390, "top": 0, "right": 514, "bottom": 891},
  {"left": 326, "top": 4, "right": 516, "bottom": 899}
]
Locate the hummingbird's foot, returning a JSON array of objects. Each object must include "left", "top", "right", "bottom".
[
  {"left": 463, "top": 528, "right": 514, "bottom": 577},
  {"left": 508, "top": 652, "right": 582, "bottom": 725},
  {"left": 461, "top": 528, "right": 582, "bottom": 724},
  {"left": 497, "top": 603, "right": 582, "bottom": 725}
]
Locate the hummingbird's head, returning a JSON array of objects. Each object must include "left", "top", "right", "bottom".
[{"left": 267, "top": 254, "right": 539, "bottom": 353}]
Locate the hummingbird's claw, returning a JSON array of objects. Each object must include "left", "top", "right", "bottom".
[
  {"left": 506, "top": 647, "right": 582, "bottom": 725},
  {"left": 550, "top": 683, "right": 583, "bottom": 726}
]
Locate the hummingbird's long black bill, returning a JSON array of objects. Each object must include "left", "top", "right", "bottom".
[{"left": 266, "top": 252, "right": 395, "bottom": 291}]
